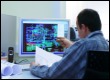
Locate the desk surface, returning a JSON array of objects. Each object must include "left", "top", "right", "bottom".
[
  {"left": 2, "top": 64, "right": 41, "bottom": 79},
  {"left": 9, "top": 71, "right": 40, "bottom": 79},
  {"left": 11, "top": 64, "right": 41, "bottom": 79}
]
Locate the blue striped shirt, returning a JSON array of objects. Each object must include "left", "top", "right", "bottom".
[{"left": 30, "top": 30, "right": 109, "bottom": 79}]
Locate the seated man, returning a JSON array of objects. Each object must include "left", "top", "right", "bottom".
[{"left": 30, "top": 9, "right": 109, "bottom": 79}]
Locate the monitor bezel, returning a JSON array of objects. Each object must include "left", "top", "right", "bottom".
[{"left": 19, "top": 19, "right": 70, "bottom": 57}]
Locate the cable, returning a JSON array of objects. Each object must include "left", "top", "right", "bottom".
[{"left": 14, "top": 59, "right": 29, "bottom": 64}]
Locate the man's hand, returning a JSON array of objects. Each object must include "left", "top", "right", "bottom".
[
  {"left": 56, "top": 37, "right": 73, "bottom": 48},
  {"left": 30, "top": 62, "right": 40, "bottom": 67}
]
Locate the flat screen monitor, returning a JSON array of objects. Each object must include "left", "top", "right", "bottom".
[{"left": 19, "top": 19, "right": 70, "bottom": 56}]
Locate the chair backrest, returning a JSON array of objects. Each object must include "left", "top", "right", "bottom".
[
  {"left": 70, "top": 27, "right": 76, "bottom": 41},
  {"left": 83, "top": 50, "right": 109, "bottom": 79}
]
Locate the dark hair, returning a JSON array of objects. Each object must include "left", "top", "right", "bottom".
[{"left": 77, "top": 9, "right": 102, "bottom": 32}]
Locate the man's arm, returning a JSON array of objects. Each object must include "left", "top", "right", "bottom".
[
  {"left": 56, "top": 37, "right": 74, "bottom": 48},
  {"left": 30, "top": 40, "right": 87, "bottom": 79}
]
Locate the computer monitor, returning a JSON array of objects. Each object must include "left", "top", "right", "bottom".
[{"left": 19, "top": 19, "right": 70, "bottom": 56}]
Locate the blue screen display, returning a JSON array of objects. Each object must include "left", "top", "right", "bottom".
[{"left": 19, "top": 19, "right": 70, "bottom": 56}]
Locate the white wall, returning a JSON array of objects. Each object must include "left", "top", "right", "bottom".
[
  {"left": 66, "top": 1, "right": 109, "bottom": 40},
  {"left": 1, "top": 1, "right": 66, "bottom": 19},
  {"left": 1, "top": 14, "right": 16, "bottom": 54}
]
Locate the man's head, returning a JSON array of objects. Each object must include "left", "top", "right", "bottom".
[{"left": 76, "top": 9, "right": 102, "bottom": 38}]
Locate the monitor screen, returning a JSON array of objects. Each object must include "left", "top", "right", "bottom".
[{"left": 19, "top": 19, "right": 70, "bottom": 56}]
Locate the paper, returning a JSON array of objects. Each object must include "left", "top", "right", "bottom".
[
  {"left": 1, "top": 62, "right": 13, "bottom": 76},
  {"left": 1, "top": 60, "right": 22, "bottom": 76},
  {"left": 35, "top": 46, "right": 62, "bottom": 67},
  {"left": 2, "top": 76, "right": 11, "bottom": 79},
  {"left": 57, "top": 24, "right": 64, "bottom": 37}
]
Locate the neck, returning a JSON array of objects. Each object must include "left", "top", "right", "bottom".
[{"left": 85, "top": 29, "right": 91, "bottom": 37}]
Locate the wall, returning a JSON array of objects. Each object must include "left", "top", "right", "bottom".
[
  {"left": 66, "top": 1, "right": 109, "bottom": 40},
  {"left": 1, "top": 14, "right": 16, "bottom": 55},
  {"left": 1, "top": 1, "right": 66, "bottom": 19}
]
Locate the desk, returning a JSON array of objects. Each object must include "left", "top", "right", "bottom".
[
  {"left": 9, "top": 70, "right": 40, "bottom": 79},
  {"left": 2, "top": 64, "right": 41, "bottom": 79}
]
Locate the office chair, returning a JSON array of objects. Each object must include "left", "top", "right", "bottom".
[
  {"left": 70, "top": 27, "right": 76, "bottom": 41},
  {"left": 83, "top": 50, "right": 109, "bottom": 79}
]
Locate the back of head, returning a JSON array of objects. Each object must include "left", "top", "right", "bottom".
[{"left": 77, "top": 9, "right": 102, "bottom": 32}]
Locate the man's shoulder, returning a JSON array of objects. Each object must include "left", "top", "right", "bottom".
[{"left": 76, "top": 37, "right": 102, "bottom": 45}]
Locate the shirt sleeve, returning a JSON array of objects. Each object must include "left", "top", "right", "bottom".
[
  {"left": 30, "top": 61, "right": 62, "bottom": 79},
  {"left": 30, "top": 40, "right": 87, "bottom": 79}
]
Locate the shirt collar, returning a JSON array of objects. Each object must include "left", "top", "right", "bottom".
[{"left": 86, "top": 30, "right": 103, "bottom": 38}]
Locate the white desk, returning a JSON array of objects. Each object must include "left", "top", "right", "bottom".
[
  {"left": 2, "top": 64, "right": 41, "bottom": 79},
  {"left": 9, "top": 70, "right": 40, "bottom": 79}
]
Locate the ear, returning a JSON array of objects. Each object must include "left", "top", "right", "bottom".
[{"left": 81, "top": 24, "right": 87, "bottom": 32}]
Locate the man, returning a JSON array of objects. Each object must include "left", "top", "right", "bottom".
[{"left": 30, "top": 9, "right": 109, "bottom": 79}]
